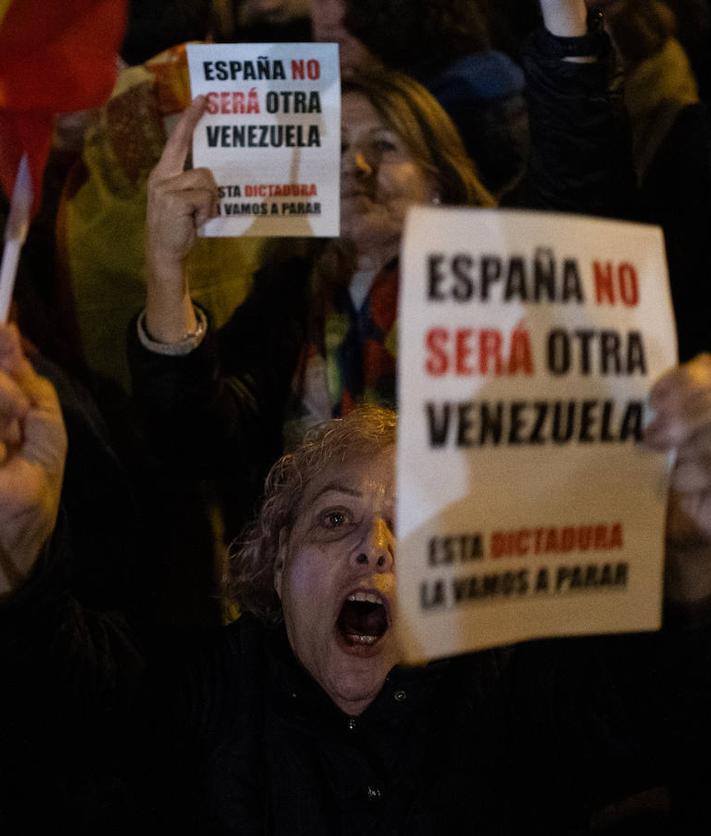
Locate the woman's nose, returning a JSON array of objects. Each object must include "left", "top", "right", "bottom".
[
  {"left": 354, "top": 517, "right": 395, "bottom": 571},
  {"left": 343, "top": 146, "right": 375, "bottom": 179},
  {"left": 354, "top": 150, "right": 373, "bottom": 178}
]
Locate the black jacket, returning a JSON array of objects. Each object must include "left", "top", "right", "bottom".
[{"left": 148, "top": 615, "right": 703, "bottom": 834}]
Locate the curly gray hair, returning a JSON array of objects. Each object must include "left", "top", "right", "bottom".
[{"left": 226, "top": 406, "right": 397, "bottom": 622}]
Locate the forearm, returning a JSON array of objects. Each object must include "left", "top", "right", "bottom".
[
  {"left": 0, "top": 478, "right": 62, "bottom": 600},
  {"left": 131, "top": 257, "right": 308, "bottom": 491},
  {"left": 519, "top": 10, "right": 636, "bottom": 217},
  {"left": 539, "top": 0, "right": 588, "bottom": 38},
  {"left": 128, "top": 309, "right": 271, "bottom": 479},
  {"left": 145, "top": 259, "right": 199, "bottom": 344}
]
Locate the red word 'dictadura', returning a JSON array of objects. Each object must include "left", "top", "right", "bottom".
[{"left": 491, "top": 522, "right": 624, "bottom": 557}]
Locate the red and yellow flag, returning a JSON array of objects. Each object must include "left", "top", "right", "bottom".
[{"left": 0, "top": 0, "right": 127, "bottom": 212}]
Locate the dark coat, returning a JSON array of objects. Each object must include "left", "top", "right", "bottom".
[{"left": 147, "top": 614, "right": 702, "bottom": 834}]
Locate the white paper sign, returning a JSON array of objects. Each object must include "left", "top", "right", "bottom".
[
  {"left": 396, "top": 208, "right": 678, "bottom": 663},
  {"left": 187, "top": 43, "right": 340, "bottom": 237}
]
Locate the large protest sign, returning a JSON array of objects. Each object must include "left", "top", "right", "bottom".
[
  {"left": 396, "top": 208, "right": 677, "bottom": 663},
  {"left": 187, "top": 43, "right": 339, "bottom": 237}
]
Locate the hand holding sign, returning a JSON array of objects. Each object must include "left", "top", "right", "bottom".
[
  {"left": 146, "top": 96, "right": 218, "bottom": 273},
  {"left": 644, "top": 354, "right": 711, "bottom": 608},
  {"left": 145, "top": 96, "right": 218, "bottom": 343},
  {"left": 0, "top": 324, "right": 66, "bottom": 599}
]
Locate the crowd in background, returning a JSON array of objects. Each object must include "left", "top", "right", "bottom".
[
  {"left": 2, "top": 0, "right": 711, "bottom": 832},
  {"left": 6, "top": 0, "right": 710, "bottom": 624}
]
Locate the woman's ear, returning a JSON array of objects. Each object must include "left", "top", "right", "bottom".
[{"left": 274, "top": 529, "right": 288, "bottom": 600}]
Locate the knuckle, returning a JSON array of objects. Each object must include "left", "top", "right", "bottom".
[{"left": 147, "top": 167, "right": 162, "bottom": 187}]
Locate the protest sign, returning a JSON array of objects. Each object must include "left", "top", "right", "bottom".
[
  {"left": 396, "top": 208, "right": 677, "bottom": 663},
  {"left": 187, "top": 43, "right": 339, "bottom": 237}
]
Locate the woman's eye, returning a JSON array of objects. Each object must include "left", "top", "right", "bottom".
[
  {"left": 320, "top": 509, "right": 351, "bottom": 529},
  {"left": 373, "top": 137, "right": 397, "bottom": 153}
]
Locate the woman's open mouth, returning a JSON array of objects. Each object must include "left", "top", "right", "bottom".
[{"left": 336, "top": 590, "right": 389, "bottom": 651}]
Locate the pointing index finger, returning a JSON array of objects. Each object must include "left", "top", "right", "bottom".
[{"left": 153, "top": 95, "right": 208, "bottom": 178}]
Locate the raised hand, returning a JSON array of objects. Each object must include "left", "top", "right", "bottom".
[
  {"left": 0, "top": 325, "right": 67, "bottom": 598},
  {"left": 145, "top": 96, "right": 218, "bottom": 344},
  {"left": 146, "top": 95, "right": 218, "bottom": 269}
]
